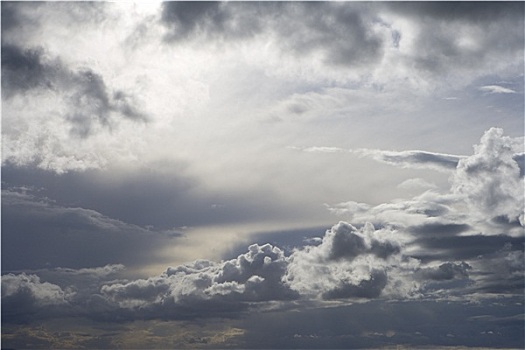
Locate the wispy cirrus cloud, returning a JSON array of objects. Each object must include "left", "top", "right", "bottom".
[{"left": 479, "top": 85, "right": 517, "bottom": 94}]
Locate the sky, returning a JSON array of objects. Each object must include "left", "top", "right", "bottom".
[{"left": 1, "top": 1, "right": 524, "bottom": 349}]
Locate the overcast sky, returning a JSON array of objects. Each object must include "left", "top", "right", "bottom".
[{"left": 2, "top": 2, "right": 524, "bottom": 349}]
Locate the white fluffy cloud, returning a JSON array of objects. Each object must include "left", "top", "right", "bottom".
[
  {"left": 100, "top": 242, "right": 297, "bottom": 313},
  {"left": 452, "top": 128, "right": 524, "bottom": 225},
  {"left": 284, "top": 222, "right": 419, "bottom": 300}
]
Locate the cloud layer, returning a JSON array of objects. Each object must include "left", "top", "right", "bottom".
[
  {"left": 3, "top": 129, "right": 523, "bottom": 325},
  {"left": 1, "top": 2, "right": 523, "bottom": 348}
]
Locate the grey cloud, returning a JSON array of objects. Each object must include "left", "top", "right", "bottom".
[
  {"left": 99, "top": 243, "right": 298, "bottom": 319},
  {"left": 1, "top": 44, "right": 57, "bottom": 98},
  {"left": 513, "top": 153, "right": 525, "bottom": 177},
  {"left": 1, "top": 163, "right": 318, "bottom": 232},
  {"left": 161, "top": 2, "right": 268, "bottom": 41},
  {"left": 1, "top": 273, "right": 73, "bottom": 323},
  {"left": 355, "top": 148, "right": 463, "bottom": 172},
  {"left": 410, "top": 234, "right": 524, "bottom": 263},
  {"left": 1, "top": 2, "right": 25, "bottom": 33},
  {"left": 409, "top": 223, "right": 471, "bottom": 236},
  {"left": 238, "top": 298, "right": 524, "bottom": 349},
  {"left": 469, "top": 245, "right": 525, "bottom": 296},
  {"left": 102, "top": 244, "right": 297, "bottom": 308},
  {"left": 161, "top": 2, "right": 385, "bottom": 67},
  {"left": 284, "top": 222, "right": 412, "bottom": 300},
  {"left": 387, "top": 2, "right": 524, "bottom": 24},
  {"left": 322, "top": 269, "right": 387, "bottom": 300},
  {"left": 65, "top": 69, "right": 148, "bottom": 138},
  {"left": 1, "top": 188, "right": 181, "bottom": 271},
  {"left": 387, "top": 2, "right": 524, "bottom": 74},
  {"left": 349, "top": 129, "right": 524, "bottom": 227},
  {"left": 419, "top": 262, "right": 471, "bottom": 281},
  {"left": 1, "top": 43, "right": 147, "bottom": 139},
  {"left": 160, "top": 2, "right": 523, "bottom": 75},
  {"left": 1, "top": 1, "right": 106, "bottom": 38},
  {"left": 327, "top": 222, "right": 400, "bottom": 261}
]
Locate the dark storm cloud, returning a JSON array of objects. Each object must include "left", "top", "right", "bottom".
[
  {"left": 160, "top": 2, "right": 523, "bottom": 73},
  {"left": 161, "top": 2, "right": 385, "bottom": 67},
  {"left": 161, "top": 1, "right": 268, "bottom": 41},
  {"left": 1, "top": 188, "right": 181, "bottom": 271}
]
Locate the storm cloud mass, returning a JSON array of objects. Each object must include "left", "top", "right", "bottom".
[{"left": 2, "top": 2, "right": 524, "bottom": 349}]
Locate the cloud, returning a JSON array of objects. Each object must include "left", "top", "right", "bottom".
[
  {"left": 159, "top": 1, "right": 523, "bottom": 82},
  {"left": 1, "top": 273, "right": 73, "bottom": 323},
  {"left": 238, "top": 298, "right": 524, "bottom": 349},
  {"left": 418, "top": 262, "right": 471, "bottom": 281},
  {"left": 397, "top": 178, "right": 438, "bottom": 191},
  {"left": 354, "top": 149, "right": 463, "bottom": 172},
  {"left": 479, "top": 85, "right": 517, "bottom": 94},
  {"left": 100, "top": 243, "right": 298, "bottom": 315},
  {"left": 327, "top": 128, "right": 524, "bottom": 229},
  {"left": 161, "top": 2, "right": 384, "bottom": 68},
  {"left": 452, "top": 128, "right": 524, "bottom": 225},
  {"left": 384, "top": 2, "right": 524, "bottom": 76},
  {"left": 284, "top": 222, "right": 419, "bottom": 300},
  {"left": 1, "top": 43, "right": 147, "bottom": 133},
  {"left": 2, "top": 42, "right": 149, "bottom": 172},
  {"left": 1, "top": 44, "right": 57, "bottom": 98},
  {"left": 1, "top": 188, "right": 181, "bottom": 271}
]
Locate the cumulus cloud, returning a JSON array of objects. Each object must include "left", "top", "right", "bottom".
[
  {"left": 324, "top": 128, "right": 524, "bottom": 298},
  {"left": 101, "top": 243, "right": 298, "bottom": 314},
  {"left": 328, "top": 128, "right": 524, "bottom": 228},
  {"left": 284, "top": 222, "right": 418, "bottom": 300},
  {"left": 1, "top": 273, "right": 73, "bottom": 322},
  {"left": 452, "top": 128, "right": 524, "bottom": 225}
]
